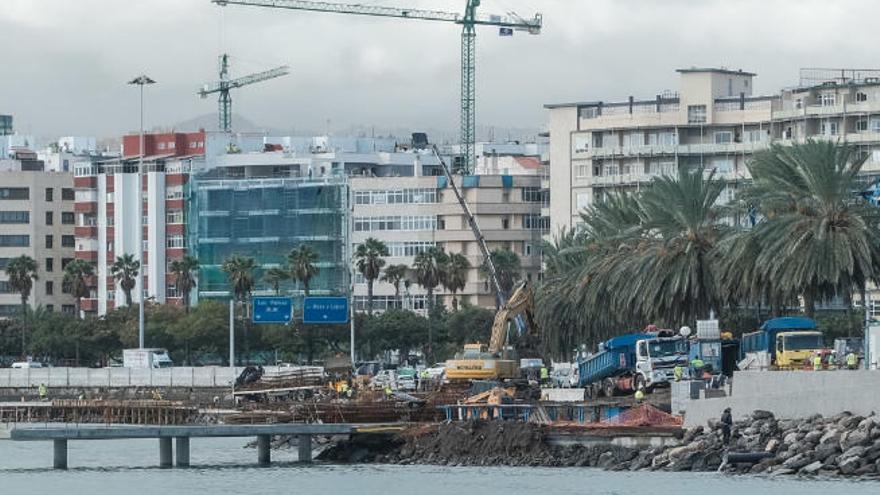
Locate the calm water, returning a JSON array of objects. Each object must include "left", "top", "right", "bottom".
[{"left": 2, "top": 437, "right": 879, "bottom": 495}]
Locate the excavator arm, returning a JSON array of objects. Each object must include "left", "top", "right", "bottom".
[{"left": 488, "top": 281, "right": 535, "bottom": 354}]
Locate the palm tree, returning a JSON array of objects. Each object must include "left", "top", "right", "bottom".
[
  {"left": 288, "top": 245, "right": 320, "bottom": 296},
  {"left": 169, "top": 255, "right": 199, "bottom": 313},
  {"left": 482, "top": 248, "right": 522, "bottom": 299},
  {"left": 111, "top": 253, "right": 140, "bottom": 307},
  {"left": 355, "top": 238, "right": 389, "bottom": 314},
  {"left": 743, "top": 140, "right": 880, "bottom": 316},
  {"left": 222, "top": 254, "right": 257, "bottom": 365},
  {"left": 413, "top": 246, "right": 446, "bottom": 313},
  {"left": 442, "top": 252, "right": 470, "bottom": 310},
  {"left": 63, "top": 259, "right": 94, "bottom": 319},
  {"left": 263, "top": 267, "right": 290, "bottom": 295},
  {"left": 5, "top": 255, "right": 38, "bottom": 356},
  {"left": 381, "top": 264, "right": 409, "bottom": 309}
]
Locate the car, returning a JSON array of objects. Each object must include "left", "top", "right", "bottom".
[
  {"left": 370, "top": 369, "right": 397, "bottom": 390},
  {"left": 396, "top": 374, "right": 416, "bottom": 391},
  {"left": 11, "top": 361, "right": 42, "bottom": 369},
  {"left": 424, "top": 363, "right": 446, "bottom": 380}
]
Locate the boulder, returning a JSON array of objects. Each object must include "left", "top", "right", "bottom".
[
  {"left": 782, "top": 453, "right": 812, "bottom": 470},
  {"left": 838, "top": 455, "right": 863, "bottom": 475},
  {"left": 799, "top": 460, "right": 824, "bottom": 475},
  {"left": 840, "top": 429, "right": 871, "bottom": 450},
  {"left": 820, "top": 428, "right": 841, "bottom": 445},
  {"left": 803, "top": 430, "right": 824, "bottom": 444},
  {"left": 783, "top": 431, "right": 800, "bottom": 445},
  {"left": 764, "top": 438, "right": 781, "bottom": 453},
  {"left": 840, "top": 445, "right": 867, "bottom": 460}
]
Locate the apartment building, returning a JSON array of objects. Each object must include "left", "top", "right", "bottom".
[
  {"left": 545, "top": 67, "right": 880, "bottom": 233},
  {"left": 0, "top": 159, "right": 76, "bottom": 316},
  {"left": 73, "top": 131, "right": 205, "bottom": 316}
]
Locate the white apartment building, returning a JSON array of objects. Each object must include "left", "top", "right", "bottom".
[
  {"left": 545, "top": 67, "right": 880, "bottom": 233},
  {"left": 0, "top": 161, "right": 76, "bottom": 316}
]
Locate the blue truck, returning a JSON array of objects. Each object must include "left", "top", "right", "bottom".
[{"left": 577, "top": 332, "right": 687, "bottom": 398}]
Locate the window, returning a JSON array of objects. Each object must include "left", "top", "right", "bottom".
[
  {"left": 353, "top": 188, "right": 438, "bottom": 205},
  {"left": 46, "top": 304, "right": 54, "bottom": 313},
  {"left": 579, "top": 106, "right": 600, "bottom": 119},
  {"left": 856, "top": 92, "right": 868, "bottom": 102},
  {"left": 575, "top": 163, "right": 591, "bottom": 178},
  {"left": 45, "top": 235, "right": 53, "bottom": 249},
  {"left": 0, "top": 281, "right": 12, "bottom": 293},
  {"left": 353, "top": 216, "right": 437, "bottom": 232},
  {"left": 502, "top": 217, "right": 510, "bottom": 229},
  {"left": 711, "top": 157, "right": 734, "bottom": 174},
  {"left": 61, "top": 212, "right": 75, "bottom": 225},
  {"left": 521, "top": 187, "right": 544, "bottom": 203},
  {"left": 857, "top": 119, "right": 869, "bottom": 132},
  {"left": 106, "top": 191, "right": 114, "bottom": 203},
  {"left": 386, "top": 241, "right": 435, "bottom": 257},
  {"left": 820, "top": 121, "right": 839, "bottom": 136},
  {"left": 687, "top": 105, "right": 707, "bottom": 124},
  {"left": 0, "top": 235, "right": 29, "bottom": 247},
  {"left": 45, "top": 258, "right": 53, "bottom": 272},
  {"left": 167, "top": 235, "right": 186, "bottom": 248},
  {"left": 0, "top": 187, "right": 29, "bottom": 200},
  {"left": 166, "top": 210, "right": 184, "bottom": 224},
  {"left": 167, "top": 141, "right": 175, "bottom": 149},
  {"left": 592, "top": 133, "right": 604, "bottom": 149},
  {"left": 820, "top": 93, "right": 837, "bottom": 107},
  {"left": 61, "top": 235, "right": 75, "bottom": 248},
  {"left": 714, "top": 131, "right": 733, "bottom": 144},
  {"left": 166, "top": 185, "right": 184, "bottom": 200},
  {"left": 158, "top": 142, "right": 166, "bottom": 150},
  {"left": 525, "top": 243, "right": 533, "bottom": 256},
  {"left": 0, "top": 211, "right": 29, "bottom": 224},
  {"left": 45, "top": 281, "right": 53, "bottom": 296},
  {"left": 523, "top": 214, "right": 550, "bottom": 230},
  {"left": 45, "top": 211, "right": 53, "bottom": 225},
  {"left": 61, "top": 188, "right": 75, "bottom": 200},
  {"left": 61, "top": 305, "right": 75, "bottom": 315},
  {"left": 45, "top": 188, "right": 54, "bottom": 201},
  {"left": 745, "top": 129, "right": 766, "bottom": 143},
  {"left": 61, "top": 258, "right": 73, "bottom": 269}
]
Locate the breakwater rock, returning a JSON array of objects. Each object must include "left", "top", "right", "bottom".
[{"left": 318, "top": 411, "right": 880, "bottom": 478}]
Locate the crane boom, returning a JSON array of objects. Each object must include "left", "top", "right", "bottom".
[{"left": 213, "top": 0, "right": 542, "bottom": 172}]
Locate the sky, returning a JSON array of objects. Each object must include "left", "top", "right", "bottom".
[{"left": 1, "top": 0, "right": 878, "bottom": 140}]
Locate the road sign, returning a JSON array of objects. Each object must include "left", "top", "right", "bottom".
[
  {"left": 303, "top": 297, "right": 349, "bottom": 324},
  {"left": 252, "top": 297, "right": 293, "bottom": 324}
]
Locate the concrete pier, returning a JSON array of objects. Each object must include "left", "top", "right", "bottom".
[
  {"left": 298, "top": 434, "right": 312, "bottom": 463},
  {"left": 53, "top": 439, "right": 67, "bottom": 469},
  {"left": 257, "top": 435, "right": 270, "bottom": 465},
  {"left": 175, "top": 437, "right": 190, "bottom": 467},
  {"left": 159, "top": 437, "right": 172, "bottom": 468}
]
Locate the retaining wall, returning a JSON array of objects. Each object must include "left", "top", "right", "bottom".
[
  {"left": 683, "top": 370, "right": 880, "bottom": 428},
  {"left": 0, "top": 367, "right": 253, "bottom": 389}
]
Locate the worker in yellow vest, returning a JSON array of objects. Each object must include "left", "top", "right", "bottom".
[
  {"left": 38, "top": 383, "right": 48, "bottom": 401},
  {"left": 540, "top": 366, "right": 549, "bottom": 386},
  {"left": 673, "top": 364, "right": 685, "bottom": 382},
  {"left": 846, "top": 352, "right": 858, "bottom": 370},
  {"left": 812, "top": 353, "right": 823, "bottom": 371}
]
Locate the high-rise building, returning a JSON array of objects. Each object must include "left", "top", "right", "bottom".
[
  {"left": 0, "top": 159, "right": 76, "bottom": 316},
  {"left": 545, "top": 67, "right": 880, "bottom": 234},
  {"left": 0, "top": 115, "right": 12, "bottom": 136}
]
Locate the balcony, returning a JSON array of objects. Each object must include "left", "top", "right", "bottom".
[{"left": 75, "top": 226, "right": 98, "bottom": 238}]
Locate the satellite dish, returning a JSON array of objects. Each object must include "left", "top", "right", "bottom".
[{"left": 679, "top": 326, "right": 692, "bottom": 337}]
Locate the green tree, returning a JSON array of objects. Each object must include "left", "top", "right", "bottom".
[
  {"left": 263, "top": 267, "right": 290, "bottom": 295},
  {"left": 482, "top": 248, "right": 521, "bottom": 300},
  {"left": 445, "top": 304, "right": 494, "bottom": 346},
  {"left": 381, "top": 264, "right": 409, "bottom": 309},
  {"left": 63, "top": 259, "right": 94, "bottom": 319},
  {"left": 5, "top": 255, "right": 38, "bottom": 356},
  {"left": 169, "top": 255, "right": 199, "bottom": 313},
  {"left": 222, "top": 254, "right": 257, "bottom": 364},
  {"left": 288, "top": 244, "right": 320, "bottom": 364},
  {"left": 740, "top": 140, "right": 880, "bottom": 317},
  {"left": 355, "top": 237, "right": 389, "bottom": 315},
  {"left": 413, "top": 246, "right": 446, "bottom": 313},
  {"left": 111, "top": 253, "right": 140, "bottom": 307},
  {"left": 441, "top": 252, "right": 470, "bottom": 310}
]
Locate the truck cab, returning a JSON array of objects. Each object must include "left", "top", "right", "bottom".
[
  {"left": 635, "top": 336, "right": 687, "bottom": 388},
  {"left": 775, "top": 331, "right": 824, "bottom": 369}
]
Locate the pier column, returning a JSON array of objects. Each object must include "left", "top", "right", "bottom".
[
  {"left": 159, "top": 437, "right": 173, "bottom": 468},
  {"left": 53, "top": 439, "right": 68, "bottom": 470},
  {"left": 175, "top": 437, "right": 190, "bottom": 467},
  {"left": 297, "top": 434, "right": 312, "bottom": 463},
  {"left": 257, "top": 435, "right": 271, "bottom": 466}
]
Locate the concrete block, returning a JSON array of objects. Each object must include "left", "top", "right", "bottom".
[
  {"left": 47, "top": 368, "right": 69, "bottom": 387},
  {"left": 108, "top": 368, "right": 129, "bottom": 387},
  {"left": 152, "top": 369, "right": 172, "bottom": 387},
  {"left": 67, "top": 368, "right": 90, "bottom": 387},
  {"left": 28, "top": 369, "right": 50, "bottom": 388},
  {"left": 128, "top": 369, "right": 150, "bottom": 387},
  {"left": 172, "top": 368, "right": 194, "bottom": 387}
]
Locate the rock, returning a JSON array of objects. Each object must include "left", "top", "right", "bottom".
[
  {"left": 783, "top": 432, "right": 801, "bottom": 445},
  {"left": 771, "top": 468, "right": 795, "bottom": 476},
  {"left": 765, "top": 438, "right": 781, "bottom": 453},
  {"left": 782, "top": 453, "right": 812, "bottom": 470},
  {"left": 858, "top": 416, "right": 877, "bottom": 431},
  {"left": 682, "top": 426, "right": 703, "bottom": 443},
  {"left": 820, "top": 428, "right": 841, "bottom": 445},
  {"left": 799, "top": 461, "right": 824, "bottom": 474},
  {"left": 841, "top": 445, "right": 867, "bottom": 460},
  {"left": 840, "top": 415, "right": 864, "bottom": 430},
  {"left": 814, "top": 441, "right": 841, "bottom": 462},
  {"left": 855, "top": 463, "right": 878, "bottom": 475},
  {"left": 841, "top": 429, "right": 871, "bottom": 450},
  {"left": 839, "top": 455, "right": 863, "bottom": 475},
  {"left": 803, "top": 430, "right": 824, "bottom": 444},
  {"left": 752, "top": 410, "right": 775, "bottom": 421}
]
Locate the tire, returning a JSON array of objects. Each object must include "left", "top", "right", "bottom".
[{"left": 603, "top": 378, "right": 616, "bottom": 398}]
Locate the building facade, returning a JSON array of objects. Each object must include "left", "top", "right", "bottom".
[
  {"left": 545, "top": 67, "right": 880, "bottom": 233},
  {"left": 0, "top": 162, "right": 76, "bottom": 316}
]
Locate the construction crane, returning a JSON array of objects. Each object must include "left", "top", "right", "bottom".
[
  {"left": 212, "top": 0, "right": 542, "bottom": 172},
  {"left": 198, "top": 53, "right": 290, "bottom": 132}
]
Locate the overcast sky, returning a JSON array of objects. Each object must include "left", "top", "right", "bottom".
[{"left": 1, "top": 0, "right": 877, "bottom": 140}]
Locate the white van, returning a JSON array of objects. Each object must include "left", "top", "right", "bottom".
[{"left": 11, "top": 361, "right": 43, "bottom": 369}]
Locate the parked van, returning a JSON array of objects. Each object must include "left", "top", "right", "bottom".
[{"left": 11, "top": 361, "right": 43, "bottom": 369}]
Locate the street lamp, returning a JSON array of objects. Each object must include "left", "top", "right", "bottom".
[{"left": 128, "top": 74, "right": 155, "bottom": 349}]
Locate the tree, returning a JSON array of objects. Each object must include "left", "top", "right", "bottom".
[
  {"left": 441, "top": 252, "right": 470, "bottom": 310},
  {"left": 741, "top": 140, "right": 880, "bottom": 317},
  {"left": 222, "top": 254, "right": 257, "bottom": 364},
  {"left": 5, "top": 255, "right": 38, "bottom": 356},
  {"left": 169, "top": 255, "right": 199, "bottom": 312},
  {"left": 355, "top": 237, "right": 389, "bottom": 314},
  {"left": 482, "top": 248, "right": 522, "bottom": 300},
  {"left": 413, "top": 246, "right": 446, "bottom": 313},
  {"left": 63, "top": 259, "right": 94, "bottom": 319},
  {"left": 288, "top": 245, "right": 319, "bottom": 295},
  {"left": 381, "top": 264, "right": 409, "bottom": 308},
  {"left": 111, "top": 253, "right": 140, "bottom": 307},
  {"left": 263, "top": 267, "right": 290, "bottom": 295}
]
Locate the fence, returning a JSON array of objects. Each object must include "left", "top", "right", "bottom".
[{"left": 0, "top": 367, "right": 254, "bottom": 389}]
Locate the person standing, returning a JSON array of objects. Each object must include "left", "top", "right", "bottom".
[
  {"left": 720, "top": 407, "right": 733, "bottom": 445},
  {"left": 846, "top": 351, "right": 858, "bottom": 370},
  {"left": 812, "top": 352, "right": 823, "bottom": 371},
  {"left": 38, "top": 383, "right": 48, "bottom": 402},
  {"left": 673, "top": 363, "right": 685, "bottom": 382}
]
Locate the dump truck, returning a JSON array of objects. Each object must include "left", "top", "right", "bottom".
[
  {"left": 740, "top": 317, "right": 824, "bottom": 369},
  {"left": 577, "top": 331, "right": 687, "bottom": 398}
]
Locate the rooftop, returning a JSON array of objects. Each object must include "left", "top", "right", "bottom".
[{"left": 676, "top": 67, "right": 757, "bottom": 77}]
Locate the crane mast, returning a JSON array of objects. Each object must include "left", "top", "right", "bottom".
[{"left": 212, "top": 0, "right": 542, "bottom": 172}]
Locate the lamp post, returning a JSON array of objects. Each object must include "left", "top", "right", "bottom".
[{"left": 128, "top": 75, "right": 155, "bottom": 349}]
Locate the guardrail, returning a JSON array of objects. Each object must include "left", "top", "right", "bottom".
[{"left": 0, "top": 367, "right": 257, "bottom": 389}]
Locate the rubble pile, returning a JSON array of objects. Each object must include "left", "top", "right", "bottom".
[{"left": 321, "top": 410, "right": 880, "bottom": 478}]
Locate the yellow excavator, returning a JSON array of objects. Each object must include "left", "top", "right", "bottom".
[{"left": 445, "top": 281, "right": 537, "bottom": 380}]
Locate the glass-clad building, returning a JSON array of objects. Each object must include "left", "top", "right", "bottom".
[{"left": 189, "top": 175, "right": 349, "bottom": 300}]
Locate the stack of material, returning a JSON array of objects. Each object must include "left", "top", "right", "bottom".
[
  {"left": 595, "top": 404, "right": 683, "bottom": 428},
  {"left": 238, "top": 366, "right": 325, "bottom": 392}
]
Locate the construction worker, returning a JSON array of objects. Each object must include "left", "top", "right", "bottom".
[
  {"left": 340, "top": 381, "right": 349, "bottom": 396},
  {"left": 673, "top": 363, "right": 685, "bottom": 382},
  {"left": 540, "top": 366, "right": 549, "bottom": 386},
  {"left": 384, "top": 384, "right": 393, "bottom": 398},
  {"left": 846, "top": 351, "right": 858, "bottom": 370},
  {"left": 812, "top": 352, "right": 823, "bottom": 371},
  {"left": 690, "top": 357, "right": 705, "bottom": 377},
  {"left": 38, "top": 383, "right": 48, "bottom": 402},
  {"left": 634, "top": 388, "right": 645, "bottom": 403},
  {"left": 720, "top": 407, "right": 733, "bottom": 445}
]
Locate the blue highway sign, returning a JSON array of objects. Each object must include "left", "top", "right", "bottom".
[
  {"left": 303, "top": 297, "right": 349, "bottom": 324},
  {"left": 252, "top": 297, "right": 293, "bottom": 324}
]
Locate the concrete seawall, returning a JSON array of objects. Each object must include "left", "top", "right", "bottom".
[
  {"left": 0, "top": 366, "right": 253, "bottom": 389},
  {"left": 684, "top": 370, "right": 880, "bottom": 427}
]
